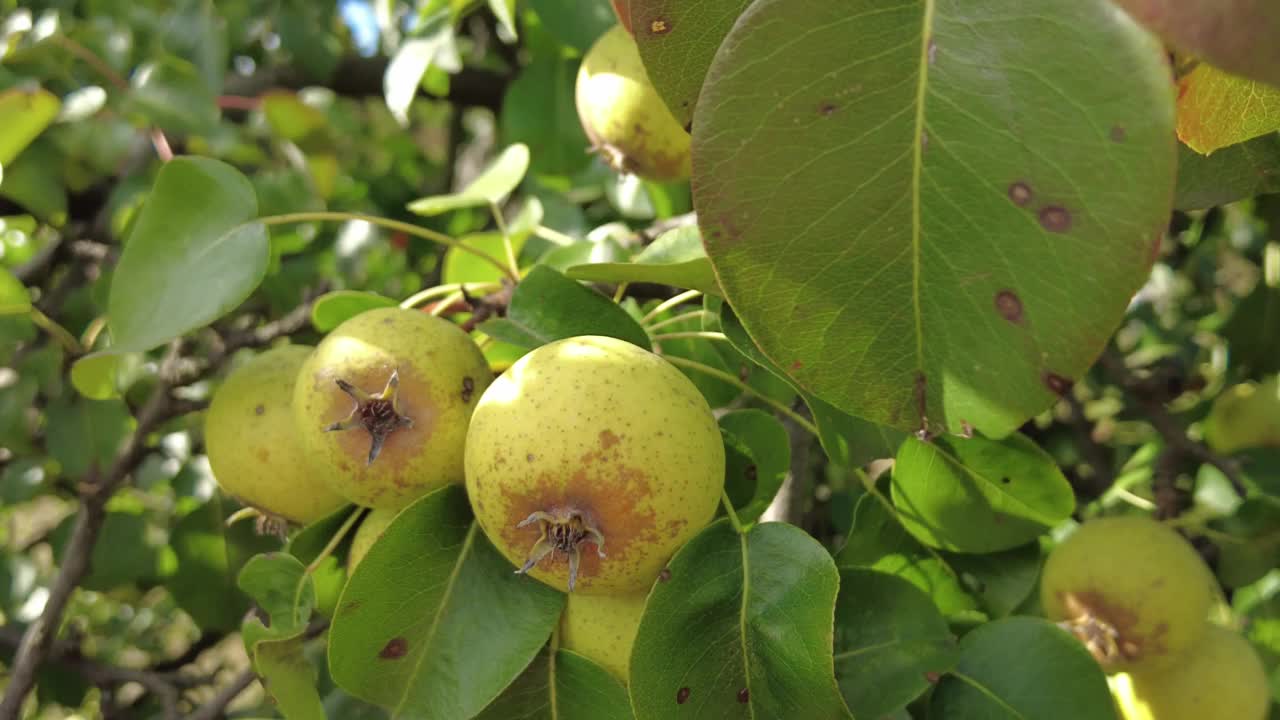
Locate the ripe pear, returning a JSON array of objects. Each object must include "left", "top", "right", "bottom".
[
  {"left": 465, "top": 335, "right": 723, "bottom": 594},
  {"left": 1203, "top": 376, "right": 1280, "bottom": 453},
  {"left": 561, "top": 590, "right": 647, "bottom": 683},
  {"left": 576, "top": 24, "right": 691, "bottom": 181},
  {"left": 1041, "top": 515, "right": 1214, "bottom": 673},
  {"left": 1109, "top": 625, "right": 1269, "bottom": 720},
  {"left": 293, "top": 308, "right": 491, "bottom": 510},
  {"left": 348, "top": 508, "right": 397, "bottom": 571},
  {"left": 205, "top": 345, "right": 347, "bottom": 525}
]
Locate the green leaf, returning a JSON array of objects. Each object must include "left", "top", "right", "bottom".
[
  {"left": 311, "top": 291, "right": 398, "bottom": 332},
  {"left": 68, "top": 353, "right": 125, "bottom": 400},
  {"left": 479, "top": 265, "right": 651, "bottom": 351},
  {"left": 944, "top": 543, "right": 1042, "bottom": 618},
  {"left": 127, "top": 55, "right": 219, "bottom": 135},
  {"left": 1220, "top": 279, "right": 1280, "bottom": 375},
  {"left": 892, "top": 433, "right": 1074, "bottom": 553},
  {"left": 0, "top": 268, "right": 30, "bottom": 315},
  {"left": 719, "top": 410, "right": 789, "bottom": 524},
  {"left": 0, "top": 139, "right": 67, "bottom": 225},
  {"left": 44, "top": 396, "right": 132, "bottom": 479},
  {"left": 1177, "top": 64, "right": 1280, "bottom": 155},
  {"left": 384, "top": 13, "right": 455, "bottom": 125},
  {"left": 286, "top": 506, "right": 358, "bottom": 619},
  {"left": 629, "top": 520, "right": 850, "bottom": 720},
  {"left": 408, "top": 143, "right": 531, "bottom": 216},
  {"left": 328, "top": 486, "right": 564, "bottom": 715},
  {"left": 836, "top": 493, "right": 981, "bottom": 620},
  {"left": 629, "top": 0, "right": 751, "bottom": 125},
  {"left": 51, "top": 508, "right": 164, "bottom": 591},
  {"left": 695, "top": 0, "right": 1175, "bottom": 437},
  {"left": 238, "top": 552, "right": 315, "bottom": 639},
  {"left": 501, "top": 14, "right": 592, "bottom": 177},
  {"left": 443, "top": 232, "right": 524, "bottom": 285},
  {"left": 476, "top": 649, "right": 634, "bottom": 720},
  {"left": 488, "top": 0, "right": 518, "bottom": 39},
  {"left": 527, "top": 0, "right": 615, "bottom": 52},
  {"left": 1211, "top": 499, "right": 1280, "bottom": 588},
  {"left": 833, "top": 568, "right": 959, "bottom": 719},
  {"left": 1175, "top": 133, "right": 1280, "bottom": 210},
  {"left": 0, "top": 87, "right": 60, "bottom": 166},
  {"left": 930, "top": 617, "right": 1118, "bottom": 719},
  {"left": 262, "top": 90, "right": 327, "bottom": 142},
  {"left": 254, "top": 636, "right": 327, "bottom": 720},
  {"left": 718, "top": 302, "right": 905, "bottom": 465},
  {"left": 567, "top": 226, "right": 719, "bottom": 295},
  {"left": 105, "top": 156, "right": 268, "bottom": 354},
  {"left": 169, "top": 499, "right": 280, "bottom": 633}
]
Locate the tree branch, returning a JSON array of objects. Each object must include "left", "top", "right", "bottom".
[
  {"left": 0, "top": 292, "right": 321, "bottom": 718},
  {"left": 183, "top": 668, "right": 257, "bottom": 720},
  {"left": 1099, "top": 350, "right": 1245, "bottom": 495}
]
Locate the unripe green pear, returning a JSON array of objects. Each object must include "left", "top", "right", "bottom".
[
  {"left": 1203, "top": 376, "right": 1280, "bottom": 453},
  {"left": 1041, "top": 515, "right": 1215, "bottom": 674},
  {"left": 1109, "top": 625, "right": 1269, "bottom": 720},
  {"left": 576, "top": 24, "right": 691, "bottom": 181},
  {"left": 465, "top": 335, "right": 723, "bottom": 594},
  {"left": 348, "top": 508, "right": 397, "bottom": 571},
  {"left": 293, "top": 308, "right": 491, "bottom": 510},
  {"left": 560, "top": 591, "right": 647, "bottom": 683},
  {"left": 205, "top": 345, "right": 347, "bottom": 525}
]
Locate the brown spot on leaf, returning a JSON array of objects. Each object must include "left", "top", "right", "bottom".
[
  {"left": 379, "top": 637, "right": 408, "bottom": 659},
  {"left": 745, "top": 464, "right": 758, "bottom": 483},
  {"left": 1110, "top": 125, "right": 1126, "bottom": 142},
  {"left": 676, "top": 687, "right": 691, "bottom": 704},
  {"left": 737, "top": 688, "right": 750, "bottom": 703},
  {"left": 994, "top": 290, "right": 1024, "bottom": 324},
  {"left": 818, "top": 101, "right": 837, "bottom": 116},
  {"left": 254, "top": 404, "right": 265, "bottom": 416},
  {"left": 1038, "top": 206, "right": 1072, "bottom": 233},
  {"left": 658, "top": 567, "right": 672, "bottom": 582},
  {"left": 1007, "top": 182, "right": 1032, "bottom": 207},
  {"left": 789, "top": 360, "right": 803, "bottom": 371},
  {"left": 927, "top": 37, "right": 937, "bottom": 65},
  {"left": 599, "top": 430, "right": 620, "bottom": 449},
  {"left": 924, "top": 671, "right": 941, "bottom": 684},
  {"left": 649, "top": 18, "right": 671, "bottom": 35},
  {"left": 914, "top": 372, "right": 928, "bottom": 427},
  {"left": 1001, "top": 476, "right": 1011, "bottom": 485},
  {"left": 1043, "top": 371, "right": 1073, "bottom": 396}
]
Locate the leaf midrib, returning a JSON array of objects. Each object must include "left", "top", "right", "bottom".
[
  {"left": 394, "top": 521, "right": 480, "bottom": 715},
  {"left": 910, "top": 0, "right": 937, "bottom": 425}
]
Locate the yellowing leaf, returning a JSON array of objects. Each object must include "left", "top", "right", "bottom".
[{"left": 1177, "top": 64, "right": 1280, "bottom": 154}]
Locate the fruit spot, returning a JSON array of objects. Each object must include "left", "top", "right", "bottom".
[
  {"left": 379, "top": 637, "right": 408, "bottom": 659},
  {"left": 1038, "top": 206, "right": 1072, "bottom": 233},
  {"left": 1110, "top": 125, "right": 1126, "bottom": 142},
  {"left": 462, "top": 376, "right": 475, "bottom": 403},
  {"left": 500, "top": 466, "right": 661, "bottom": 591},
  {"left": 649, "top": 18, "right": 670, "bottom": 35},
  {"left": 818, "top": 101, "right": 838, "bottom": 117},
  {"left": 254, "top": 404, "right": 265, "bottom": 416},
  {"left": 1043, "top": 371, "right": 1073, "bottom": 396},
  {"left": 324, "top": 369, "right": 415, "bottom": 465},
  {"left": 676, "top": 687, "right": 691, "bottom": 704},
  {"left": 924, "top": 671, "right": 940, "bottom": 684},
  {"left": 526, "top": 453, "right": 535, "bottom": 462},
  {"left": 1007, "top": 182, "right": 1032, "bottom": 206},
  {"left": 737, "top": 688, "right": 750, "bottom": 703},
  {"left": 994, "top": 290, "right": 1024, "bottom": 324},
  {"left": 599, "top": 430, "right": 620, "bottom": 449}
]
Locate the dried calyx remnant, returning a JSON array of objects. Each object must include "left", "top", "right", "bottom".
[
  {"left": 516, "top": 508, "right": 606, "bottom": 591},
  {"left": 325, "top": 369, "right": 414, "bottom": 465},
  {"left": 1056, "top": 598, "right": 1140, "bottom": 667}
]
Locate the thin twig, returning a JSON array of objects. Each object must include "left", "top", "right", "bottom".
[
  {"left": 662, "top": 355, "right": 819, "bottom": 435},
  {"left": 183, "top": 668, "right": 257, "bottom": 720}
]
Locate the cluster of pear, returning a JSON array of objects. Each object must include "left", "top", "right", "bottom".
[
  {"left": 205, "top": 308, "right": 725, "bottom": 683},
  {"left": 1040, "top": 516, "right": 1269, "bottom": 720}
]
